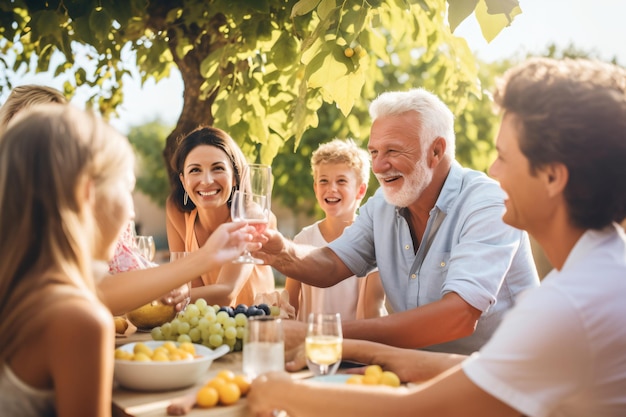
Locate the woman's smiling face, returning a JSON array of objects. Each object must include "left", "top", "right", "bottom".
[{"left": 179, "top": 144, "right": 235, "bottom": 211}]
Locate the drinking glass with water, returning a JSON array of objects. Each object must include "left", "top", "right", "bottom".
[{"left": 242, "top": 316, "right": 284, "bottom": 379}]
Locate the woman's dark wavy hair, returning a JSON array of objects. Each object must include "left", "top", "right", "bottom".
[
  {"left": 494, "top": 58, "right": 626, "bottom": 229},
  {"left": 168, "top": 126, "right": 247, "bottom": 213}
]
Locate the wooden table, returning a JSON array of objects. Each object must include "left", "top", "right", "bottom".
[{"left": 113, "top": 331, "right": 311, "bottom": 417}]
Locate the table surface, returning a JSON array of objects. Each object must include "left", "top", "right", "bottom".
[{"left": 113, "top": 331, "right": 310, "bottom": 417}]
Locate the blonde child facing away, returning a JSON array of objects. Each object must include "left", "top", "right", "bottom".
[
  {"left": 285, "top": 139, "right": 386, "bottom": 321},
  {"left": 0, "top": 104, "right": 131, "bottom": 417},
  {"left": 0, "top": 104, "right": 260, "bottom": 417}
]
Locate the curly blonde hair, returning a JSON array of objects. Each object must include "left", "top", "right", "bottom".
[{"left": 311, "top": 138, "right": 370, "bottom": 186}]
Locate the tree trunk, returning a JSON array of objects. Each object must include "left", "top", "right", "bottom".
[{"left": 147, "top": 6, "right": 228, "bottom": 190}]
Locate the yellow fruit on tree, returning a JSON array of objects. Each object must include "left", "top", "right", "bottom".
[{"left": 344, "top": 47, "right": 354, "bottom": 58}]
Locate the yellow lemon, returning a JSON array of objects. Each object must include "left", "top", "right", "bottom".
[
  {"left": 379, "top": 371, "right": 401, "bottom": 387},
  {"left": 179, "top": 342, "right": 196, "bottom": 355},
  {"left": 133, "top": 342, "right": 153, "bottom": 357},
  {"left": 133, "top": 352, "right": 151, "bottom": 362},
  {"left": 152, "top": 351, "right": 170, "bottom": 362},
  {"left": 362, "top": 375, "right": 380, "bottom": 385},
  {"left": 217, "top": 382, "right": 241, "bottom": 405},
  {"left": 114, "top": 349, "right": 133, "bottom": 360},
  {"left": 196, "top": 386, "right": 219, "bottom": 408},
  {"left": 216, "top": 369, "right": 236, "bottom": 382},
  {"left": 233, "top": 374, "right": 251, "bottom": 395},
  {"left": 345, "top": 375, "right": 364, "bottom": 385},
  {"left": 364, "top": 365, "right": 383, "bottom": 380}
]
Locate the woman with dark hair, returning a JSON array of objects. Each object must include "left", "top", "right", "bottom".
[{"left": 166, "top": 126, "right": 276, "bottom": 307}]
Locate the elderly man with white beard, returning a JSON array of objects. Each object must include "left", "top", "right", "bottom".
[{"left": 255, "top": 88, "right": 540, "bottom": 358}]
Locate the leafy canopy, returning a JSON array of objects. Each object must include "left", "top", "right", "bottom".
[{"left": 0, "top": 0, "right": 519, "bottom": 170}]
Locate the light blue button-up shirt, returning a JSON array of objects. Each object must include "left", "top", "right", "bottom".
[{"left": 328, "top": 162, "right": 540, "bottom": 354}]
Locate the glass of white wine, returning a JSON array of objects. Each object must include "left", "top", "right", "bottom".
[{"left": 305, "top": 313, "right": 343, "bottom": 376}]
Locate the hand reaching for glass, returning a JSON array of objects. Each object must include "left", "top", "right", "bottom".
[
  {"left": 230, "top": 190, "right": 270, "bottom": 264},
  {"left": 198, "top": 221, "right": 264, "bottom": 266}
]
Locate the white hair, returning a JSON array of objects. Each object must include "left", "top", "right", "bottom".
[{"left": 369, "top": 88, "right": 456, "bottom": 157}]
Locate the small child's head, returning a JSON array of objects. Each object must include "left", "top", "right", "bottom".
[{"left": 311, "top": 139, "right": 370, "bottom": 216}]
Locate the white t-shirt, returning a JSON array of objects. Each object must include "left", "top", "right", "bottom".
[
  {"left": 294, "top": 221, "right": 385, "bottom": 321},
  {"left": 463, "top": 224, "right": 626, "bottom": 417}
]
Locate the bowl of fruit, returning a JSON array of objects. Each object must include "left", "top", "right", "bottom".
[{"left": 114, "top": 341, "right": 229, "bottom": 391}]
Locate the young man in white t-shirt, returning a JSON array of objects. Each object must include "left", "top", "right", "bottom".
[{"left": 249, "top": 58, "right": 626, "bottom": 417}]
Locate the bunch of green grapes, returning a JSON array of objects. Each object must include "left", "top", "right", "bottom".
[{"left": 150, "top": 299, "right": 278, "bottom": 352}]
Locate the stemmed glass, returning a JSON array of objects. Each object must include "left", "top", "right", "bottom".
[
  {"left": 230, "top": 163, "right": 272, "bottom": 264},
  {"left": 134, "top": 235, "right": 156, "bottom": 261},
  {"left": 230, "top": 190, "right": 270, "bottom": 264},
  {"left": 305, "top": 313, "right": 343, "bottom": 376},
  {"left": 244, "top": 163, "right": 272, "bottom": 204}
]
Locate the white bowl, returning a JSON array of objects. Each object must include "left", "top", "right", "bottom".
[{"left": 114, "top": 341, "right": 229, "bottom": 391}]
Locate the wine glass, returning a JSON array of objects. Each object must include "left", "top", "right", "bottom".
[
  {"left": 243, "top": 163, "right": 272, "bottom": 201},
  {"left": 305, "top": 313, "right": 343, "bottom": 376},
  {"left": 230, "top": 190, "right": 270, "bottom": 264},
  {"left": 134, "top": 235, "right": 156, "bottom": 261}
]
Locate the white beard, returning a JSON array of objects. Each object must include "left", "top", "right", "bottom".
[{"left": 377, "top": 156, "right": 432, "bottom": 208}]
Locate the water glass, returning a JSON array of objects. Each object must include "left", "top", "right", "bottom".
[
  {"left": 305, "top": 313, "right": 343, "bottom": 376},
  {"left": 242, "top": 316, "right": 284, "bottom": 380}
]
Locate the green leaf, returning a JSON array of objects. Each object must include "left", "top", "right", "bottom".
[
  {"left": 317, "top": 0, "right": 336, "bottom": 20},
  {"left": 30, "top": 10, "right": 60, "bottom": 39},
  {"left": 324, "top": 69, "right": 364, "bottom": 116},
  {"left": 200, "top": 49, "right": 221, "bottom": 78},
  {"left": 447, "top": 0, "right": 479, "bottom": 33},
  {"left": 484, "top": 0, "right": 519, "bottom": 15},
  {"left": 475, "top": 0, "right": 521, "bottom": 42},
  {"left": 339, "top": 4, "right": 368, "bottom": 36},
  {"left": 307, "top": 43, "right": 349, "bottom": 89},
  {"left": 291, "top": 0, "right": 321, "bottom": 18},
  {"left": 89, "top": 8, "right": 112, "bottom": 42},
  {"left": 241, "top": 0, "right": 270, "bottom": 13},
  {"left": 269, "top": 31, "right": 299, "bottom": 69},
  {"left": 63, "top": 0, "right": 96, "bottom": 19}
]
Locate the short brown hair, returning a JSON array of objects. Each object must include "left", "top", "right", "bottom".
[{"left": 495, "top": 58, "right": 626, "bottom": 228}]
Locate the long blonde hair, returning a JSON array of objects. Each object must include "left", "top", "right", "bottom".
[{"left": 0, "top": 104, "right": 133, "bottom": 362}]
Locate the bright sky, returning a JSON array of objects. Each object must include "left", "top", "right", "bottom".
[
  {"left": 3, "top": 0, "right": 625, "bottom": 134},
  {"left": 455, "top": 0, "right": 626, "bottom": 64}
]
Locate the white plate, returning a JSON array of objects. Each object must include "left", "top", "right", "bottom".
[{"left": 308, "top": 374, "right": 352, "bottom": 384}]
